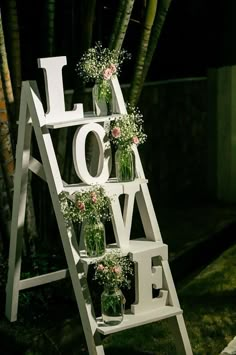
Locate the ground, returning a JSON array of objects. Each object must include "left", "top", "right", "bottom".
[{"left": 0, "top": 201, "right": 236, "bottom": 354}]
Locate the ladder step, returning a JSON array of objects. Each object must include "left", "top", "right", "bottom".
[
  {"left": 96, "top": 306, "right": 182, "bottom": 335},
  {"left": 79, "top": 240, "right": 168, "bottom": 265},
  {"left": 123, "top": 239, "right": 167, "bottom": 255},
  {"left": 46, "top": 113, "right": 122, "bottom": 129},
  {"left": 62, "top": 178, "right": 148, "bottom": 194}
]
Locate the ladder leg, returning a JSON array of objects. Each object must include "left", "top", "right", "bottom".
[
  {"left": 161, "top": 260, "right": 193, "bottom": 354},
  {"left": 29, "top": 98, "right": 105, "bottom": 354},
  {"left": 56, "top": 224, "right": 105, "bottom": 355},
  {"left": 167, "top": 314, "right": 193, "bottom": 355},
  {"left": 5, "top": 121, "right": 32, "bottom": 321},
  {"left": 78, "top": 264, "right": 105, "bottom": 355}
]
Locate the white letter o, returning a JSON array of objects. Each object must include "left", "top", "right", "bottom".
[{"left": 72, "top": 123, "right": 111, "bottom": 184}]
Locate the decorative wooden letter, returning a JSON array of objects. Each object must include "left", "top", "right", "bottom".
[
  {"left": 73, "top": 122, "right": 112, "bottom": 184},
  {"left": 38, "top": 56, "right": 84, "bottom": 123},
  {"left": 108, "top": 182, "right": 140, "bottom": 248},
  {"left": 130, "top": 247, "right": 168, "bottom": 314}
]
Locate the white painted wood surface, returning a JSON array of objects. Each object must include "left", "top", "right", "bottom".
[
  {"left": 5, "top": 57, "right": 192, "bottom": 355},
  {"left": 73, "top": 122, "right": 112, "bottom": 184},
  {"left": 5, "top": 86, "right": 33, "bottom": 321},
  {"left": 38, "top": 56, "right": 84, "bottom": 123},
  {"left": 97, "top": 305, "right": 182, "bottom": 335}
]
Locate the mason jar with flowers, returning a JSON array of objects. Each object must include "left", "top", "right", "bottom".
[
  {"left": 59, "top": 186, "right": 111, "bottom": 257},
  {"left": 94, "top": 252, "right": 133, "bottom": 326},
  {"left": 76, "top": 42, "right": 130, "bottom": 116},
  {"left": 109, "top": 105, "right": 147, "bottom": 182}
]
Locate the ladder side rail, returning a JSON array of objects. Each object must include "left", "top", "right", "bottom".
[
  {"left": 37, "top": 164, "right": 104, "bottom": 354},
  {"left": 136, "top": 183, "right": 163, "bottom": 242},
  {"left": 111, "top": 77, "right": 192, "bottom": 353},
  {"left": 110, "top": 76, "right": 127, "bottom": 114},
  {"left": 167, "top": 315, "right": 193, "bottom": 355},
  {"left": 162, "top": 260, "right": 181, "bottom": 308},
  {"left": 26, "top": 81, "right": 63, "bottom": 192},
  {"left": 5, "top": 85, "right": 33, "bottom": 321},
  {"left": 161, "top": 258, "right": 194, "bottom": 353},
  {"left": 110, "top": 76, "right": 163, "bottom": 243},
  {"left": 28, "top": 82, "right": 104, "bottom": 355}
]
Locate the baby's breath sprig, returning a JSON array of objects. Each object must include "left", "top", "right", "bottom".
[
  {"left": 76, "top": 42, "right": 130, "bottom": 84},
  {"left": 75, "top": 42, "right": 130, "bottom": 102},
  {"left": 59, "top": 186, "right": 112, "bottom": 224},
  {"left": 109, "top": 104, "right": 147, "bottom": 149},
  {"left": 94, "top": 251, "right": 134, "bottom": 290}
]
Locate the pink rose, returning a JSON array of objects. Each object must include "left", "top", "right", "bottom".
[
  {"left": 97, "top": 264, "right": 104, "bottom": 271},
  {"left": 111, "top": 127, "right": 121, "bottom": 138},
  {"left": 132, "top": 136, "right": 139, "bottom": 145},
  {"left": 103, "top": 67, "right": 113, "bottom": 80},
  {"left": 77, "top": 201, "right": 85, "bottom": 211},
  {"left": 91, "top": 192, "right": 97, "bottom": 203},
  {"left": 110, "top": 63, "right": 117, "bottom": 74},
  {"left": 112, "top": 266, "right": 121, "bottom": 274}
]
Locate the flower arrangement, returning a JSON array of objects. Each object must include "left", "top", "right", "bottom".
[
  {"left": 76, "top": 42, "right": 130, "bottom": 103},
  {"left": 60, "top": 186, "right": 112, "bottom": 257},
  {"left": 109, "top": 105, "right": 147, "bottom": 149},
  {"left": 59, "top": 186, "right": 111, "bottom": 224},
  {"left": 95, "top": 252, "right": 134, "bottom": 325},
  {"left": 94, "top": 251, "right": 134, "bottom": 290}
]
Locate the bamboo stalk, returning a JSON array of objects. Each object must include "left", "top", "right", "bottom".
[{"left": 128, "top": 0, "right": 158, "bottom": 106}]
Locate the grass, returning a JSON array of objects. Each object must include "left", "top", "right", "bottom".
[
  {"left": 0, "top": 243, "right": 235, "bottom": 354},
  {"left": 179, "top": 243, "right": 236, "bottom": 355},
  {"left": 103, "top": 243, "right": 236, "bottom": 354}
]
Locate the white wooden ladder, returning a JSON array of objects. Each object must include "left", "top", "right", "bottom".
[{"left": 5, "top": 56, "right": 193, "bottom": 355}]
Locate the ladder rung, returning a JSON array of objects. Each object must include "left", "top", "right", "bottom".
[{"left": 19, "top": 269, "right": 69, "bottom": 290}]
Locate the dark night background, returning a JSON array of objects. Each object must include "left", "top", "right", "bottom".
[
  {"left": 1, "top": 3, "right": 236, "bottom": 354},
  {"left": 8, "top": 0, "right": 235, "bottom": 87}
]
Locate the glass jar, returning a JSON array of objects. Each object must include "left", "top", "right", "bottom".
[
  {"left": 115, "top": 146, "right": 135, "bottom": 182},
  {"left": 101, "top": 287, "right": 125, "bottom": 326},
  {"left": 83, "top": 218, "right": 106, "bottom": 257},
  {"left": 92, "top": 80, "right": 113, "bottom": 116}
]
